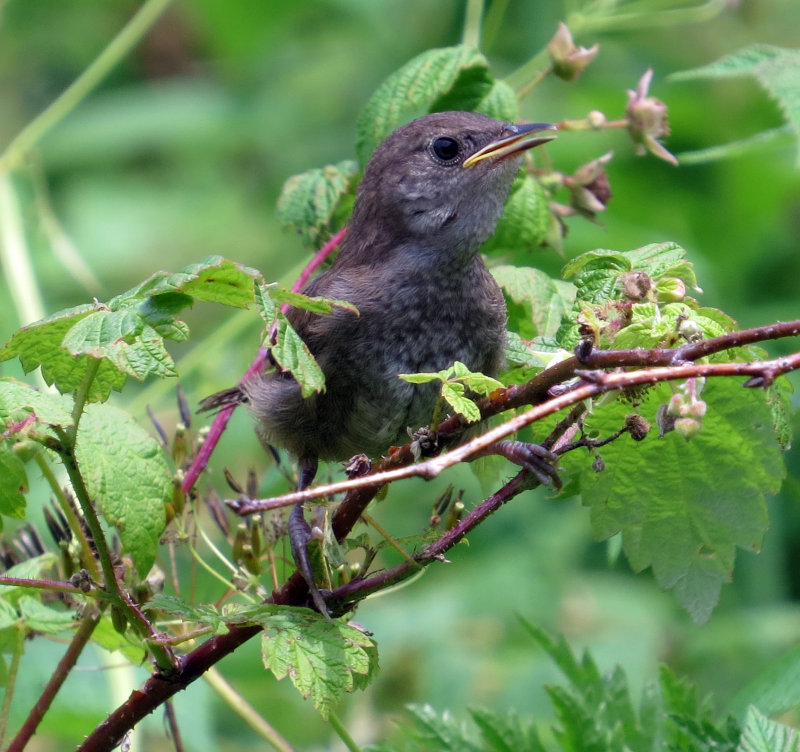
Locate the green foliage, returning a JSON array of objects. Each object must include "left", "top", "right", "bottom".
[
  {"left": 255, "top": 281, "right": 358, "bottom": 397},
  {"left": 75, "top": 404, "right": 170, "bottom": 578},
  {"left": 148, "top": 596, "right": 379, "bottom": 719},
  {"left": 277, "top": 159, "right": 359, "bottom": 249},
  {"left": 672, "top": 45, "right": 800, "bottom": 166},
  {"left": 0, "top": 256, "right": 259, "bottom": 401},
  {"left": 356, "top": 45, "right": 497, "bottom": 166},
  {"left": 400, "top": 361, "right": 504, "bottom": 423},
  {"left": 373, "top": 624, "right": 800, "bottom": 752},
  {"left": 569, "top": 378, "right": 783, "bottom": 624}
]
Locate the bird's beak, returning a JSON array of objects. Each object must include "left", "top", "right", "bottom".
[{"left": 462, "top": 122, "right": 557, "bottom": 168}]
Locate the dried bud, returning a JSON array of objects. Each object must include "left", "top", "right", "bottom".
[
  {"left": 625, "top": 414, "right": 651, "bottom": 441},
  {"left": 620, "top": 271, "right": 653, "bottom": 301},
  {"left": 626, "top": 69, "right": 678, "bottom": 166},
  {"left": 678, "top": 318, "right": 703, "bottom": 341},
  {"left": 569, "top": 152, "right": 613, "bottom": 219},
  {"left": 547, "top": 22, "right": 599, "bottom": 82},
  {"left": 345, "top": 453, "right": 371, "bottom": 478},
  {"left": 592, "top": 454, "right": 605, "bottom": 472}
]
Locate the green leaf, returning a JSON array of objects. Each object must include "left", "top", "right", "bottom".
[
  {"left": 356, "top": 45, "right": 493, "bottom": 165},
  {"left": 265, "top": 284, "right": 359, "bottom": 316},
  {"left": 574, "top": 379, "right": 783, "bottom": 623},
  {"left": 76, "top": 404, "right": 169, "bottom": 577},
  {"left": 91, "top": 613, "right": 147, "bottom": 664},
  {"left": 738, "top": 706, "right": 800, "bottom": 752},
  {"left": 483, "top": 176, "right": 552, "bottom": 258},
  {"left": 475, "top": 79, "right": 520, "bottom": 122},
  {"left": 0, "top": 554, "right": 59, "bottom": 602},
  {"left": 258, "top": 605, "right": 378, "bottom": 719},
  {"left": 398, "top": 371, "right": 446, "bottom": 385},
  {"left": 17, "top": 596, "right": 75, "bottom": 635},
  {"left": 0, "top": 305, "right": 127, "bottom": 402},
  {"left": 254, "top": 282, "right": 328, "bottom": 397},
  {"left": 0, "top": 447, "right": 27, "bottom": 525},
  {"left": 442, "top": 382, "right": 481, "bottom": 423},
  {"left": 136, "top": 255, "right": 260, "bottom": 308},
  {"left": 727, "top": 642, "right": 800, "bottom": 722},
  {"left": 0, "top": 257, "right": 259, "bottom": 401},
  {"left": 492, "top": 265, "right": 575, "bottom": 339},
  {"left": 272, "top": 314, "right": 326, "bottom": 397},
  {"left": 277, "top": 160, "right": 359, "bottom": 248},
  {"left": 671, "top": 45, "right": 800, "bottom": 167},
  {"left": 0, "top": 378, "right": 74, "bottom": 429}
]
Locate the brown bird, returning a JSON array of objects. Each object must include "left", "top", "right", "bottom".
[{"left": 208, "top": 111, "right": 558, "bottom": 615}]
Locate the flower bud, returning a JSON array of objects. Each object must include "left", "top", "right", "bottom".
[{"left": 547, "top": 22, "right": 599, "bottom": 82}]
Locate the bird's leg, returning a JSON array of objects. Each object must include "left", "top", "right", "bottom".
[
  {"left": 476, "top": 440, "right": 562, "bottom": 489},
  {"left": 288, "top": 456, "right": 332, "bottom": 618}
]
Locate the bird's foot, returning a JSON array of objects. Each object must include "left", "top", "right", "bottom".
[
  {"left": 288, "top": 503, "right": 332, "bottom": 619},
  {"left": 481, "top": 440, "right": 562, "bottom": 489}
]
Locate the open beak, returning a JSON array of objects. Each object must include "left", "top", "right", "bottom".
[{"left": 462, "top": 122, "right": 557, "bottom": 168}]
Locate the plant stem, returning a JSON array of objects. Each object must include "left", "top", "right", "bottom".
[
  {"left": 204, "top": 667, "right": 298, "bottom": 752},
  {"left": 462, "top": 0, "right": 484, "bottom": 49},
  {"left": 34, "top": 452, "right": 101, "bottom": 579},
  {"left": 6, "top": 608, "right": 104, "bottom": 752},
  {"left": 0, "top": 172, "right": 46, "bottom": 328},
  {"left": 328, "top": 711, "right": 362, "bottom": 752},
  {"left": 0, "top": 0, "right": 174, "bottom": 171},
  {"left": 0, "top": 624, "right": 25, "bottom": 749},
  {"left": 0, "top": 575, "right": 89, "bottom": 595}
]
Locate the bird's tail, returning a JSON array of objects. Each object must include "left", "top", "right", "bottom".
[{"left": 197, "top": 386, "right": 248, "bottom": 413}]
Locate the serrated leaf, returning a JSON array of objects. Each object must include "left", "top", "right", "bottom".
[
  {"left": 573, "top": 379, "right": 783, "bottom": 623},
  {"left": 0, "top": 599, "right": 18, "bottom": 630},
  {"left": 0, "top": 446, "right": 27, "bottom": 524},
  {"left": 671, "top": 45, "right": 800, "bottom": 167},
  {"left": 141, "top": 255, "right": 260, "bottom": 308},
  {"left": 257, "top": 605, "right": 377, "bottom": 719},
  {"left": 0, "top": 378, "right": 74, "bottom": 428},
  {"left": 356, "top": 45, "right": 492, "bottom": 165},
  {"left": 18, "top": 596, "right": 75, "bottom": 634},
  {"left": 273, "top": 314, "right": 326, "bottom": 397},
  {"left": 76, "top": 404, "right": 169, "bottom": 577},
  {"left": 492, "top": 265, "right": 575, "bottom": 339},
  {"left": 442, "top": 382, "right": 481, "bottom": 423},
  {"left": 405, "top": 704, "right": 480, "bottom": 752},
  {"left": 266, "top": 285, "right": 359, "bottom": 316},
  {"left": 0, "top": 554, "right": 58, "bottom": 602},
  {"left": 738, "top": 706, "right": 800, "bottom": 752},
  {"left": 277, "top": 160, "right": 359, "bottom": 248},
  {"left": 475, "top": 79, "right": 520, "bottom": 122},
  {"left": 483, "top": 176, "right": 551, "bottom": 257},
  {"left": 398, "top": 371, "right": 444, "bottom": 385}
]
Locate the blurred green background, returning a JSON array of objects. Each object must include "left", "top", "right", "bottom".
[{"left": 1, "top": 1, "right": 799, "bottom": 750}]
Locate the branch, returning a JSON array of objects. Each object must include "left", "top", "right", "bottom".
[
  {"left": 76, "top": 325, "right": 800, "bottom": 751},
  {"left": 229, "top": 332, "right": 800, "bottom": 512},
  {"left": 8, "top": 607, "right": 103, "bottom": 752}
]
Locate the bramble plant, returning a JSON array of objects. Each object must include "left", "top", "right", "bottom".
[{"left": 0, "top": 2, "right": 799, "bottom": 751}]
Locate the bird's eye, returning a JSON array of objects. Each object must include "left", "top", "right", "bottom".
[{"left": 430, "top": 136, "right": 460, "bottom": 164}]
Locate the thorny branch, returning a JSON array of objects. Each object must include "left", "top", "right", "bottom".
[
  {"left": 229, "top": 320, "right": 800, "bottom": 512},
  {"left": 76, "top": 320, "right": 799, "bottom": 752}
]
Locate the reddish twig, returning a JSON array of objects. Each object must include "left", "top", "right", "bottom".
[
  {"left": 181, "top": 228, "right": 347, "bottom": 495},
  {"left": 8, "top": 608, "right": 103, "bottom": 752}
]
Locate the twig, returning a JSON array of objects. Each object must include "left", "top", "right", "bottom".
[
  {"left": 7, "top": 607, "right": 104, "bottom": 752},
  {"left": 228, "top": 348, "right": 800, "bottom": 513}
]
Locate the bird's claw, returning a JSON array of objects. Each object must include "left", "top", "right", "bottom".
[
  {"left": 489, "top": 439, "right": 562, "bottom": 489},
  {"left": 288, "top": 503, "right": 332, "bottom": 619}
]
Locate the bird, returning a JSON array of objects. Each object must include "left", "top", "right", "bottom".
[{"left": 206, "top": 111, "right": 558, "bottom": 616}]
